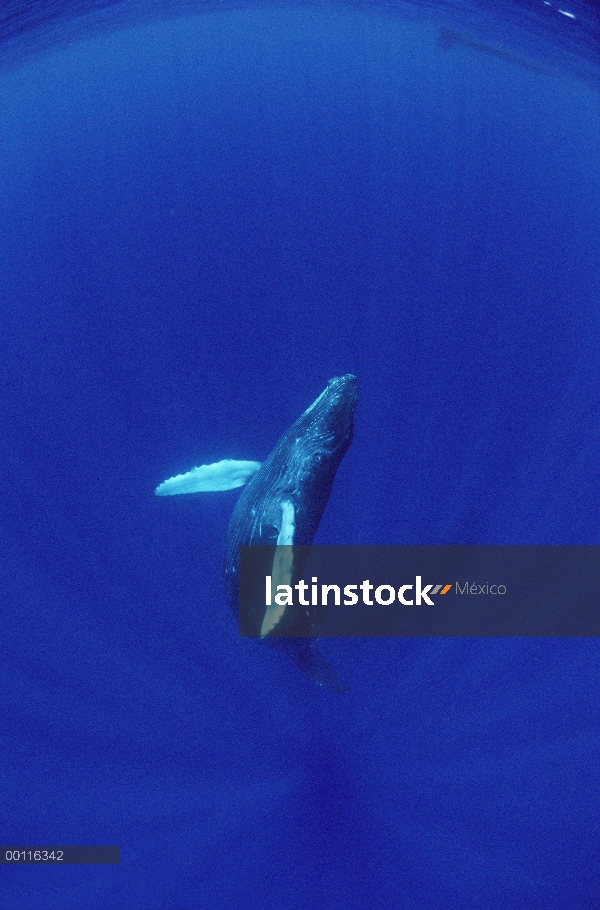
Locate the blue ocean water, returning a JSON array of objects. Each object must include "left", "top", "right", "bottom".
[{"left": 1, "top": 2, "right": 599, "bottom": 907}]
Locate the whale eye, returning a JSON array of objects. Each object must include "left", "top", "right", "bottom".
[
  {"left": 263, "top": 525, "right": 279, "bottom": 541},
  {"left": 313, "top": 452, "right": 325, "bottom": 465}
]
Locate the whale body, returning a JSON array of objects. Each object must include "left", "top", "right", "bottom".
[{"left": 156, "top": 375, "right": 358, "bottom": 691}]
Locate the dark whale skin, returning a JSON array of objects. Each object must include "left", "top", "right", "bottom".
[{"left": 222, "top": 375, "right": 358, "bottom": 691}]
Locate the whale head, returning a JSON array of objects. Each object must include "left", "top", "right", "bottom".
[
  {"left": 292, "top": 373, "right": 358, "bottom": 467},
  {"left": 265, "top": 374, "right": 357, "bottom": 536},
  {"left": 224, "top": 374, "right": 358, "bottom": 556}
]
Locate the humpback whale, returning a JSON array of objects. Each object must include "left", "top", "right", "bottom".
[{"left": 156, "top": 375, "right": 358, "bottom": 691}]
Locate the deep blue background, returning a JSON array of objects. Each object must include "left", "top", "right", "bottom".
[{"left": 1, "top": 4, "right": 600, "bottom": 907}]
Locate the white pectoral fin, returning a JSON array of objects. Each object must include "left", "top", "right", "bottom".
[
  {"left": 155, "top": 459, "right": 261, "bottom": 495},
  {"left": 260, "top": 500, "right": 296, "bottom": 638}
]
